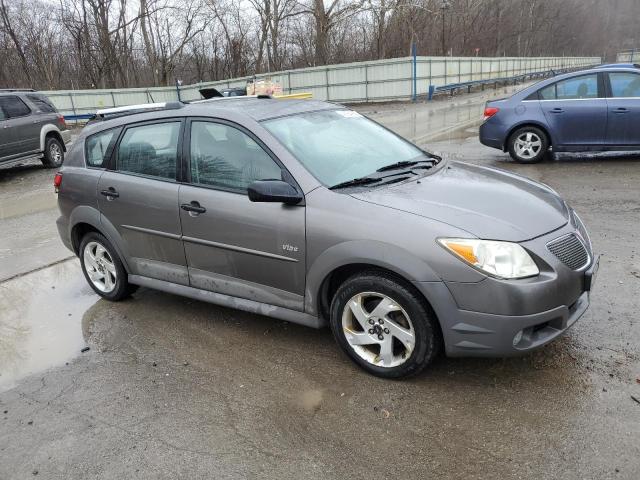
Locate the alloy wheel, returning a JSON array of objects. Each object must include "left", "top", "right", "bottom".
[
  {"left": 514, "top": 132, "right": 542, "bottom": 160},
  {"left": 341, "top": 292, "right": 416, "bottom": 368},
  {"left": 83, "top": 241, "right": 117, "bottom": 293},
  {"left": 50, "top": 142, "right": 62, "bottom": 165}
]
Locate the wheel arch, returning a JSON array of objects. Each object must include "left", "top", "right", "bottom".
[
  {"left": 68, "top": 206, "right": 132, "bottom": 273},
  {"left": 503, "top": 122, "right": 553, "bottom": 152},
  {"left": 305, "top": 240, "right": 441, "bottom": 321},
  {"left": 40, "top": 124, "right": 66, "bottom": 152}
]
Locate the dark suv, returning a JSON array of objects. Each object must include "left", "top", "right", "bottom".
[{"left": 0, "top": 89, "right": 71, "bottom": 168}]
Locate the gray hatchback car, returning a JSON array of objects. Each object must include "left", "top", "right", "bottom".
[{"left": 55, "top": 98, "right": 598, "bottom": 378}]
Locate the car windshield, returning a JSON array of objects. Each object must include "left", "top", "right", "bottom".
[{"left": 263, "top": 109, "right": 428, "bottom": 187}]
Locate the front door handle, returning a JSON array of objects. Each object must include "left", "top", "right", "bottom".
[
  {"left": 613, "top": 107, "right": 629, "bottom": 114},
  {"left": 181, "top": 201, "right": 206, "bottom": 215},
  {"left": 100, "top": 188, "right": 119, "bottom": 199},
  {"left": 550, "top": 108, "right": 564, "bottom": 113}
]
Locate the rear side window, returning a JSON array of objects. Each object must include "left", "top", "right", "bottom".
[
  {"left": 0, "top": 96, "right": 31, "bottom": 117},
  {"left": 608, "top": 72, "right": 640, "bottom": 98},
  {"left": 116, "top": 122, "right": 180, "bottom": 180},
  {"left": 539, "top": 85, "right": 556, "bottom": 100},
  {"left": 26, "top": 94, "right": 57, "bottom": 113},
  {"left": 85, "top": 127, "right": 121, "bottom": 167},
  {"left": 538, "top": 74, "right": 599, "bottom": 100},
  {"left": 556, "top": 74, "right": 599, "bottom": 100}
]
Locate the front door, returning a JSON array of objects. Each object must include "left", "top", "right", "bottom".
[
  {"left": 97, "top": 119, "right": 189, "bottom": 285},
  {"left": 179, "top": 119, "right": 306, "bottom": 311},
  {"left": 605, "top": 71, "right": 640, "bottom": 146},
  {"left": 540, "top": 73, "right": 607, "bottom": 148}
]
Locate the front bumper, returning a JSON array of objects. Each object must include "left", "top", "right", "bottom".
[{"left": 415, "top": 225, "right": 597, "bottom": 357}]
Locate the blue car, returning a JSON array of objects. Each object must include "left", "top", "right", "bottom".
[{"left": 479, "top": 67, "right": 640, "bottom": 163}]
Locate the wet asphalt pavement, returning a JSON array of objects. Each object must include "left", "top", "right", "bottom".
[{"left": 0, "top": 91, "right": 639, "bottom": 479}]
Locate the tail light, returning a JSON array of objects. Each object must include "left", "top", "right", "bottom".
[
  {"left": 53, "top": 172, "right": 63, "bottom": 193},
  {"left": 57, "top": 114, "right": 67, "bottom": 130},
  {"left": 483, "top": 106, "right": 500, "bottom": 120}
]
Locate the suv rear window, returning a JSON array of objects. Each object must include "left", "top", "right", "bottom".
[
  {"left": 26, "top": 94, "right": 57, "bottom": 113},
  {"left": 0, "top": 96, "right": 31, "bottom": 117}
]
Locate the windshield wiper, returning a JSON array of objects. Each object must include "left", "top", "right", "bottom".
[
  {"left": 376, "top": 159, "right": 435, "bottom": 172},
  {"left": 329, "top": 176, "right": 382, "bottom": 190}
]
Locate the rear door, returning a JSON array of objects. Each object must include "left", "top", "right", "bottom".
[
  {"left": 605, "top": 71, "right": 640, "bottom": 146},
  {"left": 179, "top": 118, "right": 306, "bottom": 311},
  {"left": 539, "top": 73, "right": 607, "bottom": 148},
  {"left": 0, "top": 96, "right": 39, "bottom": 156},
  {"left": 97, "top": 119, "right": 189, "bottom": 285}
]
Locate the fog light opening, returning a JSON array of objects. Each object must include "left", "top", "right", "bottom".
[{"left": 512, "top": 330, "right": 524, "bottom": 347}]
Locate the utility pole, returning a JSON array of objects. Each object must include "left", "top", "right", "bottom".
[{"left": 440, "top": 0, "right": 451, "bottom": 56}]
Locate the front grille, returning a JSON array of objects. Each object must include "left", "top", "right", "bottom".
[{"left": 547, "top": 234, "right": 589, "bottom": 270}]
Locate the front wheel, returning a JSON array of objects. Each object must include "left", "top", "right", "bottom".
[
  {"left": 41, "top": 136, "right": 64, "bottom": 168},
  {"left": 329, "top": 271, "right": 440, "bottom": 378},
  {"left": 507, "top": 126, "right": 549, "bottom": 163},
  {"left": 79, "top": 232, "right": 136, "bottom": 301}
]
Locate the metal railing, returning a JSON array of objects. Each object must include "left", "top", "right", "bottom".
[{"left": 40, "top": 55, "right": 600, "bottom": 121}]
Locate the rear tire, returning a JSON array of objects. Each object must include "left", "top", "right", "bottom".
[
  {"left": 41, "top": 136, "right": 64, "bottom": 168},
  {"left": 79, "top": 232, "right": 136, "bottom": 301},
  {"left": 329, "top": 270, "right": 440, "bottom": 378},
  {"left": 507, "top": 126, "right": 549, "bottom": 163}
]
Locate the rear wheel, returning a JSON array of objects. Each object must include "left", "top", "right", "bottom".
[
  {"left": 41, "top": 136, "right": 64, "bottom": 168},
  {"left": 79, "top": 232, "right": 136, "bottom": 301},
  {"left": 329, "top": 271, "right": 440, "bottom": 378},
  {"left": 507, "top": 126, "right": 549, "bottom": 163}
]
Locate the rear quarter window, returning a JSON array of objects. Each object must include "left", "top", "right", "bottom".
[
  {"left": 26, "top": 94, "right": 57, "bottom": 113},
  {"left": 85, "top": 127, "right": 122, "bottom": 168}
]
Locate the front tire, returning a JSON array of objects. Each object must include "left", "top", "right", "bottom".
[
  {"left": 507, "top": 126, "right": 548, "bottom": 163},
  {"left": 41, "top": 136, "right": 64, "bottom": 168},
  {"left": 79, "top": 232, "right": 135, "bottom": 301},
  {"left": 329, "top": 271, "right": 440, "bottom": 378}
]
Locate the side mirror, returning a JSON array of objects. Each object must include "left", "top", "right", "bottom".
[{"left": 247, "top": 180, "right": 303, "bottom": 205}]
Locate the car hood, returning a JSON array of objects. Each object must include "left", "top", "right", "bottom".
[{"left": 351, "top": 161, "right": 569, "bottom": 242}]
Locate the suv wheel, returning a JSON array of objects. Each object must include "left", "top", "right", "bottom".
[
  {"left": 507, "top": 126, "right": 549, "bottom": 163},
  {"left": 79, "top": 232, "right": 136, "bottom": 301},
  {"left": 329, "top": 271, "right": 440, "bottom": 378},
  {"left": 42, "top": 136, "right": 64, "bottom": 168}
]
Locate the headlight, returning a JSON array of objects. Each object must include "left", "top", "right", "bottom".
[{"left": 437, "top": 238, "right": 539, "bottom": 279}]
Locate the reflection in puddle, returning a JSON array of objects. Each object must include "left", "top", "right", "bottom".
[{"left": 0, "top": 259, "right": 98, "bottom": 391}]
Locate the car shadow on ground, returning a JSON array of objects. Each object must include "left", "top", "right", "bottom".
[{"left": 79, "top": 286, "right": 590, "bottom": 394}]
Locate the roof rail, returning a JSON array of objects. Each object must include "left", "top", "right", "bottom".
[
  {"left": 89, "top": 101, "right": 184, "bottom": 124},
  {"left": 189, "top": 94, "right": 272, "bottom": 105},
  {"left": 0, "top": 88, "right": 36, "bottom": 92}
]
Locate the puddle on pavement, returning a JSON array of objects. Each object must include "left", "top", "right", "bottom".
[{"left": 0, "top": 259, "right": 98, "bottom": 391}]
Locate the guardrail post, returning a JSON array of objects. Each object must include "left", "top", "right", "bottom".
[
  {"left": 325, "top": 68, "right": 330, "bottom": 101},
  {"left": 68, "top": 93, "right": 77, "bottom": 126},
  {"left": 365, "top": 63, "right": 369, "bottom": 102},
  {"left": 428, "top": 85, "right": 435, "bottom": 101},
  {"left": 412, "top": 42, "right": 417, "bottom": 102}
]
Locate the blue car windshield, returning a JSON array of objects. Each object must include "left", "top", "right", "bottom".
[{"left": 263, "top": 109, "right": 427, "bottom": 187}]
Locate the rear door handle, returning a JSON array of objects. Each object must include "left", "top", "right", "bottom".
[
  {"left": 613, "top": 107, "right": 629, "bottom": 113},
  {"left": 100, "top": 188, "right": 119, "bottom": 199},
  {"left": 181, "top": 201, "right": 206, "bottom": 215},
  {"left": 550, "top": 108, "right": 564, "bottom": 113}
]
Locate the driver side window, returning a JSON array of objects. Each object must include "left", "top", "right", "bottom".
[{"left": 189, "top": 121, "right": 282, "bottom": 191}]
